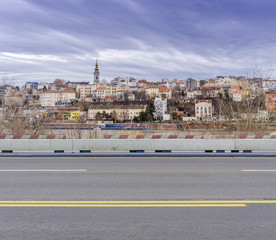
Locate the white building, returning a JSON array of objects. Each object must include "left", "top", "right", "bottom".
[
  {"left": 186, "top": 90, "right": 195, "bottom": 99},
  {"left": 262, "top": 79, "right": 276, "bottom": 91},
  {"left": 78, "top": 85, "right": 95, "bottom": 101},
  {"left": 153, "top": 97, "right": 170, "bottom": 121},
  {"left": 111, "top": 77, "right": 137, "bottom": 87},
  {"left": 37, "top": 82, "right": 50, "bottom": 91},
  {"left": 40, "top": 90, "right": 75, "bottom": 107},
  {"left": 195, "top": 100, "right": 213, "bottom": 120},
  {"left": 171, "top": 81, "right": 186, "bottom": 89},
  {"left": 232, "top": 91, "right": 242, "bottom": 102}
]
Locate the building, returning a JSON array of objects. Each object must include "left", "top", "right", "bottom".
[
  {"left": 45, "top": 108, "right": 80, "bottom": 121},
  {"left": 110, "top": 77, "right": 137, "bottom": 87},
  {"left": 195, "top": 99, "right": 213, "bottom": 120},
  {"left": 265, "top": 93, "right": 276, "bottom": 113},
  {"left": 37, "top": 82, "right": 50, "bottom": 91},
  {"left": 153, "top": 98, "right": 170, "bottom": 121},
  {"left": 4, "top": 94, "right": 24, "bottom": 106},
  {"left": 262, "top": 79, "right": 276, "bottom": 92},
  {"left": 78, "top": 85, "right": 97, "bottom": 101},
  {"left": 94, "top": 60, "right": 100, "bottom": 84},
  {"left": 0, "top": 88, "right": 6, "bottom": 101},
  {"left": 24, "top": 82, "right": 39, "bottom": 90},
  {"left": 116, "top": 90, "right": 127, "bottom": 101},
  {"left": 88, "top": 105, "right": 146, "bottom": 121},
  {"left": 66, "top": 81, "right": 89, "bottom": 89},
  {"left": 158, "top": 87, "right": 172, "bottom": 99},
  {"left": 186, "top": 78, "right": 199, "bottom": 89},
  {"left": 0, "top": 86, "right": 14, "bottom": 102},
  {"left": 186, "top": 90, "right": 195, "bottom": 100},
  {"left": 91, "top": 86, "right": 117, "bottom": 102},
  {"left": 40, "top": 90, "right": 76, "bottom": 107},
  {"left": 232, "top": 89, "right": 252, "bottom": 101},
  {"left": 172, "top": 81, "right": 186, "bottom": 89},
  {"left": 232, "top": 90, "right": 242, "bottom": 102},
  {"left": 93, "top": 86, "right": 106, "bottom": 101},
  {"left": 145, "top": 85, "right": 160, "bottom": 99}
]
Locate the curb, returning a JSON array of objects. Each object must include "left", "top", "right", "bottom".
[{"left": 0, "top": 153, "right": 276, "bottom": 158}]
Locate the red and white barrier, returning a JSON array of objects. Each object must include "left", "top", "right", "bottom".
[{"left": 0, "top": 135, "right": 66, "bottom": 139}]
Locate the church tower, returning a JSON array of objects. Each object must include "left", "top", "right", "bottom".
[{"left": 94, "top": 60, "right": 100, "bottom": 84}]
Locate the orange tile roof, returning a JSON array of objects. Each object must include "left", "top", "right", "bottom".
[
  {"left": 96, "top": 87, "right": 106, "bottom": 90},
  {"left": 138, "top": 80, "right": 148, "bottom": 84},
  {"left": 159, "top": 87, "right": 171, "bottom": 92},
  {"left": 62, "top": 90, "right": 75, "bottom": 93},
  {"left": 6, "top": 94, "right": 22, "bottom": 98},
  {"left": 43, "top": 90, "right": 75, "bottom": 93}
]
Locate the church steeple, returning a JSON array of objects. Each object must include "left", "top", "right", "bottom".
[{"left": 94, "top": 60, "right": 100, "bottom": 84}]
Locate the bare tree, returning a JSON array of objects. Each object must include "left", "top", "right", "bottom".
[
  {"left": 53, "top": 78, "right": 66, "bottom": 88},
  {"left": 214, "top": 94, "right": 268, "bottom": 137}
]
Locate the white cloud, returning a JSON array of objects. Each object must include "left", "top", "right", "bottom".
[
  {"left": 97, "top": 47, "right": 241, "bottom": 74},
  {"left": 0, "top": 52, "right": 67, "bottom": 63}
]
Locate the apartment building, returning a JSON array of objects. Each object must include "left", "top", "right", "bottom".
[
  {"left": 232, "top": 89, "right": 252, "bottom": 102},
  {"left": 145, "top": 85, "right": 159, "bottom": 99},
  {"left": 40, "top": 90, "right": 75, "bottom": 107},
  {"left": 195, "top": 99, "right": 213, "bottom": 120},
  {"left": 78, "top": 85, "right": 96, "bottom": 101},
  {"left": 158, "top": 87, "right": 172, "bottom": 99},
  {"left": 153, "top": 98, "right": 170, "bottom": 121},
  {"left": 265, "top": 93, "right": 276, "bottom": 113}
]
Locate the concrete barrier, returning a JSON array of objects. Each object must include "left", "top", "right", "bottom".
[
  {"left": 0, "top": 139, "right": 275, "bottom": 152},
  {"left": 234, "top": 139, "right": 276, "bottom": 151}
]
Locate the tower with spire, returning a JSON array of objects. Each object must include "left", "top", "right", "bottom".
[{"left": 94, "top": 60, "right": 100, "bottom": 84}]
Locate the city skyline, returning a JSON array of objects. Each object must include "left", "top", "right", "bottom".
[{"left": 1, "top": 0, "right": 276, "bottom": 86}]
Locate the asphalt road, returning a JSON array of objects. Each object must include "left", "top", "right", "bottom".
[{"left": 0, "top": 156, "right": 276, "bottom": 239}]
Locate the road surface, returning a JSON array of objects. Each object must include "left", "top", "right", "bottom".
[{"left": 0, "top": 156, "right": 276, "bottom": 239}]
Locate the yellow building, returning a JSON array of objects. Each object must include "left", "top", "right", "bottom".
[
  {"left": 88, "top": 105, "right": 146, "bottom": 121},
  {"left": 158, "top": 87, "right": 172, "bottom": 99},
  {"left": 45, "top": 109, "right": 80, "bottom": 122},
  {"left": 63, "top": 111, "right": 80, "bottom": 121},
  {"left": 145, "top": 85, "right": 160, "bottom": 99}
]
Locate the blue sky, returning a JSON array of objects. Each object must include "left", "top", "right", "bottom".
[{"left": 0, "top": 0, "right": 276, "bottom": 86}]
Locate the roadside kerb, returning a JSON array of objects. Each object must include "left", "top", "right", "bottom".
[{"left": 0, "top": 139, "right": 275, "bottom": 152}]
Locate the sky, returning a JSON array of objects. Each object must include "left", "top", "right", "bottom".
[{"left": 1, "top": 0, "right": 276, "bottom": 86}]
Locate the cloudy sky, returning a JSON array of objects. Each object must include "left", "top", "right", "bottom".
[{"left": 1, "top": 0, "right": 276, "bottom": 86}]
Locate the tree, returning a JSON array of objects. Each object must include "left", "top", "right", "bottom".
[
  {"left": 95, "top": 112, "right": 102, "bottom": 120},
  {"left": 95, "top": 111, "right": 111, "bottom": 121},
  {"left": 213, "top": 93, "right": 268, "bottom": 137},
  {"left": 133, "top": 116, "right": 139, "bottom": 122},
  {"left": 145, "top": 102, "right": 155, "bottom": 121},
  {"left": 138, "top": 111, "right": 147, "bottom": 122},
  {"left": 53, "top": 78, "right": 66, "bottom": 88},
  {"left": 111, "top": 110, "right": 118, "bottom": 123},
  {"left": 171, "top": 112, "right": 181, "bottom": 121}
]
